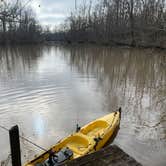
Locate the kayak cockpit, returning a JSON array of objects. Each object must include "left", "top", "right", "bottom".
[
  {"left": 80, "top": 120, "right": 109, "bottom": 137},
  {"left": 60, "top": 134, "right": 92, "bottom": 155},
  {"left": 35, "top": 148, "right": 73, "bottom": 166}
]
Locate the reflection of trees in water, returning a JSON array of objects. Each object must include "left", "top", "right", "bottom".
[
  {"left": 66, "top": 46, "right": 166, "bottom": 141},
  {"left": 0, "top": 46, "right": 43, "bottom": 80}
]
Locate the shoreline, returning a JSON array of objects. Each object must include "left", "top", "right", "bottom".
[
  {"left": 0, "top": 41, "right": 166, "bottom": 50},
  {"left": 63, "top": 145, "right": 142, "bottom": 166}
]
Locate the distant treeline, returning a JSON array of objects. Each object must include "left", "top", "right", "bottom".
[
  {"left": 0, "top": 0, "right": 43, "bottom": 44},
  {"left": 1, "top": 0, "right": 166, "bottom": 48},
  {"left": 61, "top": 0, "right": 166, "bottom": 48}
]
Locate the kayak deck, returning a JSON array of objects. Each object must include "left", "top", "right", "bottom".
[{"left": 25, "top": 110, "right": 121, "bottom": 166}]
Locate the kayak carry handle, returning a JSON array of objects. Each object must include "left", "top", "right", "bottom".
[
  {"left": 76, "top": 124, "right": 81, "bottom": 132},
  {"left": 119, "top": 107, "right": 122, "bottom": 120},
  {"left": 94, "top": 136, "right": 102, "bottom": 150}
]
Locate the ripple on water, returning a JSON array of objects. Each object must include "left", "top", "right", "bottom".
[{"left": 0, "top": 46, "right": 166, "bottom": 165}]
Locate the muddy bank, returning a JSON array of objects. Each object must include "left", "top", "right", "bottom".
[{"left": 62, "top": 145, "right": 142, "bottom": 166}]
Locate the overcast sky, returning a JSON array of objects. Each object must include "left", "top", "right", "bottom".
[{"left": 28, "top": 0, "right": 76, "bottom": 28}]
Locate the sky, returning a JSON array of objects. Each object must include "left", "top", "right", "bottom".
[{"left": 29, "top": 0, "right": 76, "bottom": 28}]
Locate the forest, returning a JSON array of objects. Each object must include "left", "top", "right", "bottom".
[
  {"left": 1, "top": 0, "right": 166, "bottom": 48},
  {"left": 64, "top": 0, "right": 166, "bottom": 47},
  {"left": 0, "top": 0, "right": 42, "bottom": 44}
]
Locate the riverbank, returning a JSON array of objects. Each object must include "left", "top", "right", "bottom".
[
  {"left": 0, "top": 40, "right": 166, "bottom": 50},
  {"left": 42, "top": 40, "right": 166, "bottom": 50},
  {"left": 62, "top": 145, "right": 142, "bottom": 166}
]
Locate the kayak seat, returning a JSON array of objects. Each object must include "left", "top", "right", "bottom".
[
  {"left": 80, "top": 120, "right": 109, "bottom": 137},
  {"left": 62, "top": 134, "right": 91, "bottom": 155}
]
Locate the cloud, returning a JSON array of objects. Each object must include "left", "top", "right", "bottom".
[
  {"left": 39, "top": 15, "right": 66, "bottom": 28},
  {"left": 29, "top": 0, "right": 76, "bottom": 27}
]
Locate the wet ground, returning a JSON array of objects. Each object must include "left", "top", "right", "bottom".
[{"left": 0, "top": 45, "right": 166, "bottom": 166}]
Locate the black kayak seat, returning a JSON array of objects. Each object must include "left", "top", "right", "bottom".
[{"left": 36, "top": 147, "right": 73, "bottom": 166}]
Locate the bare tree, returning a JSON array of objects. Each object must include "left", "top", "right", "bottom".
[
  {"left": 0, "top": 0, "right": 42, "bottom": 44},
  {"left": 63, "top": 0, "right": 166, "bottom": 48}
]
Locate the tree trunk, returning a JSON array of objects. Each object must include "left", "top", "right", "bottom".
[
  {"left": 2, "top": 19, "right": 6, "bottom": 33},
  {"left": 130, "top": 0, "right": 135, "bottom": 46},
  {"left": 1, "top": 18, "right": 7, "bottom": 43}
]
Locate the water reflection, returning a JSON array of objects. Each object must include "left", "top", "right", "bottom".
[
  {"left": 0, "top": 46, "right": 41, "bottom": 79},
  {"left": 66, "top": 46, "right": 166, "bottom": 166},
  {"left": 0, "top": 45, "right": 165, "bottom": 166},
  {"left": 0, "top": 45, "right": 105, "bottom": 164}
]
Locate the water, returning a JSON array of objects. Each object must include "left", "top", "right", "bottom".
[{"left": 0, "top": 45, "right": 165, "bottom": 166}]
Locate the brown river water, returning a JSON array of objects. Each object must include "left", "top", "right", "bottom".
[{"left": 0, "top": 45, "right": 166, "bottom": 166}]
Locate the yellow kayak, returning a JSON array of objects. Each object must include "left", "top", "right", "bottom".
[{"left": 25, "top": 108, "right": 121, "bottom": 166}]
